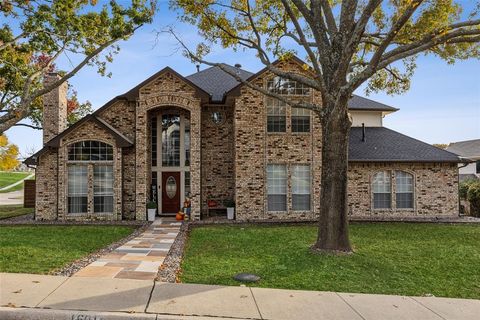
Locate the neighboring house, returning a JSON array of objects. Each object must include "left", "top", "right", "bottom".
[
  {"left": 446, "top": 139, "right": 480, "bottom": 181},
  {"left": 25, "top": 58, "right": 462, "bottom": 221}
]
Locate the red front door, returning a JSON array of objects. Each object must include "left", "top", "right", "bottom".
[{"left": 162, "top": 172, "right": 181, "bottom": 214}]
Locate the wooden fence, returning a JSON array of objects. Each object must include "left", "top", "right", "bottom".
[{"left": 24, "top": 179, "right": 35, "bottom": 208}]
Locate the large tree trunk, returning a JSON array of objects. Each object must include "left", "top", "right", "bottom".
[{"left": 311, "top": 97, "right": 352, "bottom": 253}]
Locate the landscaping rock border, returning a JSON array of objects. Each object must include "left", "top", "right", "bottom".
[
  {"left": 0, "top": 213, "right": 146, "bottom": 226},
  {"left": 156, "top": 222, "right": 190, "bottom": 283},
  {"left": 51, "top": 222, "right": 151, "bottom": 277}
]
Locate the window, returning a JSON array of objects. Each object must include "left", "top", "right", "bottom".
[
  {"left": 292, "top": 108, "right": 310, "bottom": 133},
  {"left": 266, "top": 97, "right": 286, "bottom": 132},
  {"left": 184, "top": 119, "right": 190, "bottom": 166},
  {"left": 396, "top": 171, "right": 414, "bottom": 209},
  {"left": 292, "top": 165, "right": 311, "bottom": 211},
  {"left": 267, "top": 164, "right": 287, "bottom": 211},
  {"left": 162, "top": 114, "right": 180, "bottom": 166},
  {"left": 93, "top": 165, "right": 114, "bottom": 213},
  {"left": 67, "top": 141, "right": 114, "bottom": 215},
  {"left": 68, "top": 141, "right": 113, "bottom": 161},
  {"left": 185, "top": 171, "right": 191, "bottom": 197},
  {"left": 267, "top": 77, "right": 309, "bottom": 95},
  {"left": 151, "top": 116, "right": 157, "bottom": 167},
  {"left": 372, "top": 171, "right": 391, "bottom": 209},
  {"left": 68, "top": 166, "right": 88, "bottom": 214}
]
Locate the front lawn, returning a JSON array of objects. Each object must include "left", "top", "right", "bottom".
[
  {"left": 0, "top": 225, "right": 135, "bottom": 274},
  {"left": 0, "top": 205, "right": 34, "bottom": 220},
  {"left": 0, "top": 172, "right": 31, "bottom": 189},
  {"left": 181, "top": 223, "right": 480, "bottom": 299}
]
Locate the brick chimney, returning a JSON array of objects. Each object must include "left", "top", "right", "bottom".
[{"left": 43, "top": 73, "right": 67, "bottom": 144}]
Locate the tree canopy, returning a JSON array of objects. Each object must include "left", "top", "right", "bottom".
[
  {"left": 0, "top": 134, "right": 19, "bottom": 171},
  {"left": 0, "top": 0, "right": 156, "bottom": 134},
  {"left": 170, "top": 0, "right": 480, "bottom": 253}
]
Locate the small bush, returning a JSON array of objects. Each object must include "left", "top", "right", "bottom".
[
  {"left": 460, "top": 179, "right": 477, "bottom": 200},
  {"left": 466, "top": 182, "right": 480, "bottom": 217}
]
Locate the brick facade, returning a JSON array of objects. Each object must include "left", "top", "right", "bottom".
[{"left": 33, "top": 62, "right": 460, "bottom": 221}]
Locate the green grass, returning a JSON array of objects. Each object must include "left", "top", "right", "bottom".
[
  {"left": 0, "top": 172, "right": 31, "bottom": 189},
  {"left": 0, "top": 205, "right": 34, "bottom": 220},
  {"left": 181, "top": 223, "right": 480, "bottom": 299},
  {"left": 0, "top": 225, "right": 135, "bottom": 274}
]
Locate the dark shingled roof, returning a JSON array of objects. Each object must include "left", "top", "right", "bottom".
[
  {"left": 348, "top": 95, "right": 398, "bottom": 112},
  {"left": 186, "top": 64, "right": 398, "bottom": 111},
  {"left": 186, "top": 64, "right": 254, "bottom": 102},
  {"left": 446, "top": 139, "right": 480, "bottom": 159},
  {"left": 349, "top": 127, "right": 462, "bottom": 163}
]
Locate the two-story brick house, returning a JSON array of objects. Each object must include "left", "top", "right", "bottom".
[{"left": 26, "top": 58, "right": 462, "bottom": 221}]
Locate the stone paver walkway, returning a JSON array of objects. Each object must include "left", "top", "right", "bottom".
[{"left": 74, "top": 218, "right": 180, "bottom": 280}]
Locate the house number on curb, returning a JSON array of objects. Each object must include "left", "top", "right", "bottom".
[{"left": 71, "top": 314, "right": 104, "bottom": 320}]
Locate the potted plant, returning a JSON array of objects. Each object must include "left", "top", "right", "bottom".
[
  {"left": 224, "top": 199, "right": 235, "bottom": 220},
  {"left": 147, "top": 201, "right": 157, "bottom": 221}
]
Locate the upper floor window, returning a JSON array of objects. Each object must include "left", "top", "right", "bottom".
[
  {"left": 292, "top": 107, "right": 310, "bottom": 133},
  {"left": 395, "top": 171, "right": 414, "bottom": 209},
  {"left": 267, "top": 77, "right": 309, "bottom": 95},
  {"left": 266, "top": 97, "right": 286, "bottom": 133},
  {"left": 68, "top": 141, "right": 113, "bottom": 161},
  {"left": 372, "top": 171, "right": 391, "bottom": 209}
]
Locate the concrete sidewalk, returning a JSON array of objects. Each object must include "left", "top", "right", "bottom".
[{"left": 1, "top": 273, "right": 479, "bottom": 320}]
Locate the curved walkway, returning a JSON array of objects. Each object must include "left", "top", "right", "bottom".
[{"left": 74, "top": 218, "right": 180, "bottom": 280}]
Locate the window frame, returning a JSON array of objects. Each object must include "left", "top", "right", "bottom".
[
  {"left": 291, "top": 107, "right": 311, "bottom": 133},
  {"left": 67, "top": 165, "right": 88, "bottom": 214},
  {"left": 291, "top": 164, "right": 311, "bottom": 211},
  {"left": 266, "top": 164, "right": 288, "bottom": 212},
  {"left": 395, "top": 170, "right": 415, "bottom": 210},
  {"left": 372, "top": 171, "right": 392, "bottom": 210},
  {"left": 266, "top": 97, "right": 287, "bottom": 133},
  {"left": 66, "top": 140, "right": 115, "bottom": 215}
]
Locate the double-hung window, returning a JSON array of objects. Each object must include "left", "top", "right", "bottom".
[
  {"left": 291, "top": 107, "right": 310, "bottom": 133},
  {"left": 292, "top": 165, "right": 311, "bottom": 210},
  {"left": 395, "top": 171, "right": 414, "bottom": 209},
  {"left": 68, "top": 166, "right": 88, "bottom": 214},
  {"left": 267, "top": 164, "right": 287, "bottom": 211},
  {"left": 266, "top": 97, "right": 286, "bottom": 132},
  {"left": 372, "top": 171, "right": 391, "bottom": 209},
  {"left": 94, "top": 165, "right": 114, "bottom": 213}
]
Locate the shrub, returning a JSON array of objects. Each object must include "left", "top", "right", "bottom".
[
  {"left": 466, "top": 182, "right": 480, "bottom": 217},
  {"left": 460, "top": 179, "right": 477, "bottom": 200}
]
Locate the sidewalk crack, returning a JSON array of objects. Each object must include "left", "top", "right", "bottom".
[
  {"left": 409, "top": 297, "right": 446, "bottom": 320},
  {"left": 35, "top": 276, "right": 70, "bottom": 308},
  {"left": 335, "top": 293, "right": 366, "bottom": 320},
  {"left": 145, "top": 280, "right": 156, "bottom": 313},
  {"left": 249, "top": 287, "right": 263, "bottom": 320}
]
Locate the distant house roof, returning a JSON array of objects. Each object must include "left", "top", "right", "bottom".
[
  {"left": 185, "top": 64, "right": 398, "bottom": 111},
  {"left": 349, "top": 127, "right": 462, "bottom": 163},
  {"left": 446, "top": 139, "right": 480, "bottom": 159}
]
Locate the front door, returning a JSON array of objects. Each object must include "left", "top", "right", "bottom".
[{"left": 162, "top": 172, "right": 181, "bottom": 214}]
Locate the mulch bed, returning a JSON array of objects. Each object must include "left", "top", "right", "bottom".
[
  {"left": 51, "top": 222, "right": 151, "bottom": 277},
  {"left": 0, "top": 213, "right": 146, "bottom": 226}
]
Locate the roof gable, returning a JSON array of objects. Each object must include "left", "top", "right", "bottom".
[{"left": 446, "top": 139, "right": 480, "bottom": 158}]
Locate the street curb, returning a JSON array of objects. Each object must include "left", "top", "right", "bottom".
[{"left": 0, "top": 307, "right": 247, "bottom": 320}]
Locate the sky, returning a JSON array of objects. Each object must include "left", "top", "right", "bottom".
[{"left": 6, "top": 1, "right": 480, "bottom": 158}]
